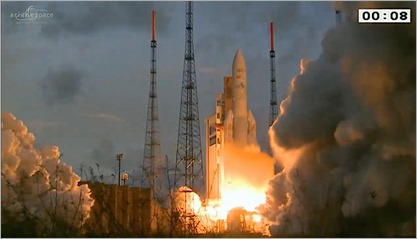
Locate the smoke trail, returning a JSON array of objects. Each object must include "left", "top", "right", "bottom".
[
  {"left": 261, "top": 2, "right": 415, "bottom": 237},
  {"left": 1, "top": 112, "right": 94, "bottom": 231}
]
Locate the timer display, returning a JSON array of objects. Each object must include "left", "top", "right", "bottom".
[{"left": 358, "top": 9, "right": 411, "bottom": 23}]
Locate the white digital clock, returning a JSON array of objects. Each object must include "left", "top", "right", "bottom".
[{"left": 358, "top": 9, "right": 411, "bottom": 23}]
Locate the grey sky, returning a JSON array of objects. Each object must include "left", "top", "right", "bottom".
[{"left": 1, "top": 1, "right": 335, "bottom": 178}]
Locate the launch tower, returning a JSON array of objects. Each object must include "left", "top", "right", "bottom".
[
  {"left": 173, "top": 1, "right": 204, "bottom": 235},
  {"left": 269, "top": 22, "right": 278, "bottom": 127},
  {"left": 141, "top": 10, "right": 162, "bottom": 234}
]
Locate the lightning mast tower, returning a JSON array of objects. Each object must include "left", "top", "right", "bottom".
[
  {"left": 141, "top": 10, "right": 162, "bottom": 234},
  {"left": 335, "top": 8, "right": 342, "bottom": 24},
  {"left": 173, "top": 1, "right": 204, "bottom": 235},
  {"left": 269, "top": 22, "right": 278, "bottom": 127}
]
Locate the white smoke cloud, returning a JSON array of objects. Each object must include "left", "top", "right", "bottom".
[
  {"left": 1, "top": 112, "right": 94, "bottom": 231},
  {"left": 262, "top": 1, "right": 415, "bottom": 237}
]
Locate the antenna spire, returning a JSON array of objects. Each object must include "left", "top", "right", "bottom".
[
  {"left": 141, "top": 9, "right": 163, "bottom": 235},
  {"left": 270, "top": 22, "right": 274, "bottom": 51},
  {"left": 152, "top": 10, "right": 156, "bottom": 41},
  {"left": 269, "top": 21, "right": 278, "bottom": 127}
]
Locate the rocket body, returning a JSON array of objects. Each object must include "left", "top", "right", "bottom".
[
  {"left": 232, "top": 50, "right": 248, "bottom": 146},
  {"left": 205, "top": 49, "right": 260, "bottom": 200}
]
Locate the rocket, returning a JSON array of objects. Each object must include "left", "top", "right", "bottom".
[
  {"left": 205, "top": 49, "right": 258, "bottom": 200},
  {"left": 223, "top": 49, "right": 257, "bottom": 147},
  {"left": 232, "top": 50, "right": 248, "bottom": 146}
]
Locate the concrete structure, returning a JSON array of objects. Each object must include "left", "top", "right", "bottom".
[
  {"left": 82, "top": 182, "right": 169, "bottom": 236},
  {"left": 205, "top": 50, "right": 257, "bottom": 201}
]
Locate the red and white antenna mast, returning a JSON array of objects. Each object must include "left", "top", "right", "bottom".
[
  {"left": 141, "top": 9, "right": 163, "bottom": 234},
  {"left": 269, "top": 22, "right": 278, "bottom": 127}
]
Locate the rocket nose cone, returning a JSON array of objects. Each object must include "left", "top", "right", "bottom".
[{"left": 233, "top": 49, "right": 246, "bottom": 68}]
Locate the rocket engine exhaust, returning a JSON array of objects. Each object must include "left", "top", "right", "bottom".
[
  {"left": 261, "top": 1, "right": 416, "bottom": 237},
  {"left": 1, "top": 112, "right": 94, "bottom": 231}
]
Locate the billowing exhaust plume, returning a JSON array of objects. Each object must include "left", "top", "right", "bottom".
[
  {"left": 261, "top": 2, "right": 415, "bottom": 237},
  {"left": 2, "top": 112, "right": 94, "bottom": 230}
]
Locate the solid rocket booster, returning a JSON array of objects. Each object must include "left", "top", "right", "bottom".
[{"left": 232, "top": 49, "right": 248, "bottom": 146}]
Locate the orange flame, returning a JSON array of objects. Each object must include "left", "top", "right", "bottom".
[{"left": 174, "top": 144, "right": 273, "bottom": 235}]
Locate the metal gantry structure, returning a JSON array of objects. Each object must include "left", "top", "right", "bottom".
[
  {"left": 269, "top": 22, "right": 278, "bottom": 127},
  {"left": 141, "top": 10, "right": 162, "bottom": 234},
  {"left": 173, "top": 1, "right": 204, "bottom": 235}
]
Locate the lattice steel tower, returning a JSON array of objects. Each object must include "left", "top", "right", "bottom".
[
  {"left": 141, "top": 10, "right": 162, "bottom": 234},
  {"left": 173, "top": 1, "right": 204, "bottom": 235},
  {"left": 269, "top": 22, "right": 278, "bottom": 127}
]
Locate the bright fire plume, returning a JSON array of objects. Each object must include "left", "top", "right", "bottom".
[
  {"left": 176, "top": 186, "right": 269, "bottom": 234},
  {"left": 175, "top": 144, "right": 273, "bottom": 235}
]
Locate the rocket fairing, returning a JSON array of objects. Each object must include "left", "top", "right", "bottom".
[{"left": 232, "top": 50, "right": 248, "bottom": 146}]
